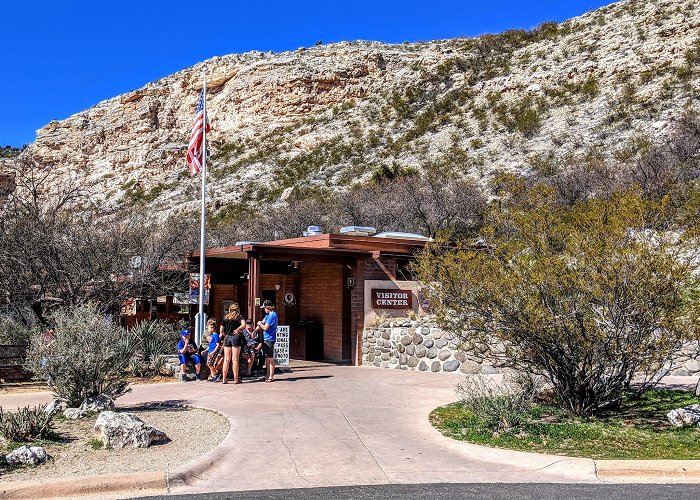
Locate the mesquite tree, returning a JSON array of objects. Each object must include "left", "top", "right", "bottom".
[{"left": 416, "top": 191, "right": 700, "bottom": 416}]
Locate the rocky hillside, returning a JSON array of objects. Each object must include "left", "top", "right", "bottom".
[{"left": 14, "top": 0, "right": 700, "bottom": 220}]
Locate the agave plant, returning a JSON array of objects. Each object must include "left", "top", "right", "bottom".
[{"left": 126, "top": 320, "right": 179, "bottom": 377}]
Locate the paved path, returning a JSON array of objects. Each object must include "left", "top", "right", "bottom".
[
  {"left": 1, "top": 365, "right": 696, "bottom": 497},
  {"left": 164, "top": 363, "right": 596, "bottom": 494}
]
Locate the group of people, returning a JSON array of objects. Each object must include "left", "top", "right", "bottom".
[{"left": 177, "top": 300, "right": 278, "bottom": 384}]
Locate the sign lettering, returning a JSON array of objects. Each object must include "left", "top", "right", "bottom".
[
  {"left": 371, "top": 289, "right": 413, "bottom": 310},
  {"left": 274, "top": 326, "right": 290, "bottom": 366}
]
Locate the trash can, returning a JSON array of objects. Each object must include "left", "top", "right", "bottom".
[{"left": 298, "top": 320, "right": 323, "bottom": 360}]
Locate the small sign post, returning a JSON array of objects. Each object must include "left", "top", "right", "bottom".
[{"left": 274, "top": 326, "right": 290, "bottom": 370}]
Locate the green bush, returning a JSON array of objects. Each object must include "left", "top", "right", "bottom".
[
  {"left": 0, "top": 317, "right": 33, "bottom": 345},
  {"left": 24, "top": 303, "right": 131, "bottom": 406},
  {"left": 416, "top": 192, "right": 700, "bottom": 416},
  {"left": 456, "top": 373, "right": 542, "bottom": 432},
  {"left": 493, "top": 96, "right": 546, "bottom": 138},
  {"left": 0, "top": 405, "right": 55, "bottom": 442}
]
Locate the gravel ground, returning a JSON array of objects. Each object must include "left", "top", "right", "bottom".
[{"left": 0, "top": 403, "right": 229, "bottom": 481}]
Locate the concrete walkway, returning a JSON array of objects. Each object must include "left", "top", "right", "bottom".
[{"left": 1, "top": 365, "right": 697, "bottom": 497}]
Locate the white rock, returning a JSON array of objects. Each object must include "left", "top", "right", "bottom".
[
  {"left": 5, "top": 445, "right": 49, "bottom": 466},
  {"left": 667, "top": 404, "right": 700, "bottom": 427},
  {"left": 80, "top": 394, "right": 115, "bottom": 412},
  {"left": 94, "top": 411, "right": 168, "bottom": 449},
  {"left": 63, "top": 408, "right": 89, "bottom": 419},
  {"left": 44, "top": 399, "right": 65, "bottom": 416}
]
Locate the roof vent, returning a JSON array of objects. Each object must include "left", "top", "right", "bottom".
[
  {"left": 373, "top": 231, "right": 432, "bottom": 241},
  {"left": 303, "top": 225, "right": 322, "bottom": 237},
  {"left": 339, "top": 226, "right": 377, "bottom": 236}
]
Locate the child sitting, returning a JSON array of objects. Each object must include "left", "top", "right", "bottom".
[{"left": 177, "top": 328, "right": 202, "bottom": 382}]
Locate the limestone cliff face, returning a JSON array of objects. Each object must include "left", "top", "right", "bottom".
[
  {"left": 26, "top": 43, "right": 432, "bottom": 208},
  {"left": 17, "top": 0, "right": 700, "bottom": 216}
]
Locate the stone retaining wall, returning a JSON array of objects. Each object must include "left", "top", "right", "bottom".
[
  {"left": 362, "top": 320, "right": 700, "bottom": 377},
  {"left": 361, "top": 320, "right": 503, "bottom": 375}
]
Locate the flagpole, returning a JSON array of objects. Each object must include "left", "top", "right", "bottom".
[{"left": 196, "top": 69, "right": 208, "bottom": 346}]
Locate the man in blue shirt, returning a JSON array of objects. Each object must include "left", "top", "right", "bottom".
[
  {"left": 257, "top": 300, "right": 278, "bottom": 382},
  {"left": 177, "top": 328, "right": 202, "bottom": 382}
]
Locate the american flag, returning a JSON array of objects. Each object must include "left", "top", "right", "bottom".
[{"left": 187, "top": 90, "right": 210, "bottom": 176}]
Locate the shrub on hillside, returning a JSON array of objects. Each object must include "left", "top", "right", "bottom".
[{"left": 25, "top": 303, "right": 131, "bottom": 406}]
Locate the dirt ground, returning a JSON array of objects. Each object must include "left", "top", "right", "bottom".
[{"left": 0, "top": 402, "right": 228, "bottom": 481}]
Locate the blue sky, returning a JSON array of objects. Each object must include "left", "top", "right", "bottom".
[{"left": 0, "top": 1, "right": 613, "bottom": 147}]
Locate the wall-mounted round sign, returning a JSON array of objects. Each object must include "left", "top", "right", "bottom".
[{"left": 283, "top": 291, "right": 296, "bottom": 306}]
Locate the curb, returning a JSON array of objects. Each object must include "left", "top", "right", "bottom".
[
  {"left": 167, "top": 405, "right": 235, "bottom": 488},
  {"left": 596, "top": 460, "right": 700, "bottom": 483},
  {"left": 0, "top": 470, "right": 167, "bottom": 499}
]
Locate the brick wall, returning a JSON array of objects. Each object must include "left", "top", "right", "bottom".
[
  {"left": 298, "top": 262, "right": 344, "bottom": 360},
  {"left": 209, "top": 283, "right": 244, "bottom": 322}
]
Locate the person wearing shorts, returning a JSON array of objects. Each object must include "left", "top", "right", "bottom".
[
  {"left": 257, "top": 300, "right": 278, "bottom": 383},
  {"left": 220, "top": 303, "right": 245, "bottom": 384},
  {"left": 205, "top": 318, "right": 223, "bottom": 382},
  {"left": 177, "top": 328, "right": 202, "bottom": 381}
]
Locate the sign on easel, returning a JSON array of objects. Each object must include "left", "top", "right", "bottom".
[{"left": 274, "top": 326, "right": 290, "bottom": 367}]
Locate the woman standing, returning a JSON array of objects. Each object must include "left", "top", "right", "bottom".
[{"left": 220, "top": 303, "right": 245, "bottom": 384}]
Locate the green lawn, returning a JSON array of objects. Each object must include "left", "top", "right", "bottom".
[{"left": 430, "top": 389, "right": 700, "bottom": 460}]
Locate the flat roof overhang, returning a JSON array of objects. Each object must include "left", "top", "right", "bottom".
[{"left": 192, "top": 233, "right": 426, "bottom": 262}]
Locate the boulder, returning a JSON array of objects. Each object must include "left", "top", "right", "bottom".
[
  {"left": 667, "top": 404, "right": 700, "bottom": 427},
  {"left": 94, "top": 411, "right": 168, "bottom": 449},
  {"left": 44, "top": 399, "right": 65, "bottom": 416},
  {"left": 5, "top": 445, "right": 49, "bottom": 466},
  {"left": 64, "top": 408, "right": 89, "bottom": 419},
  {"left": 80, "top": 394, "right": 116, "bottom": 412},
  {"left": 423, "top": 338, "right": 434, "bottom": 349},
  {"left": 415, "top": 345, "right": 427, "bottom": 358}
]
